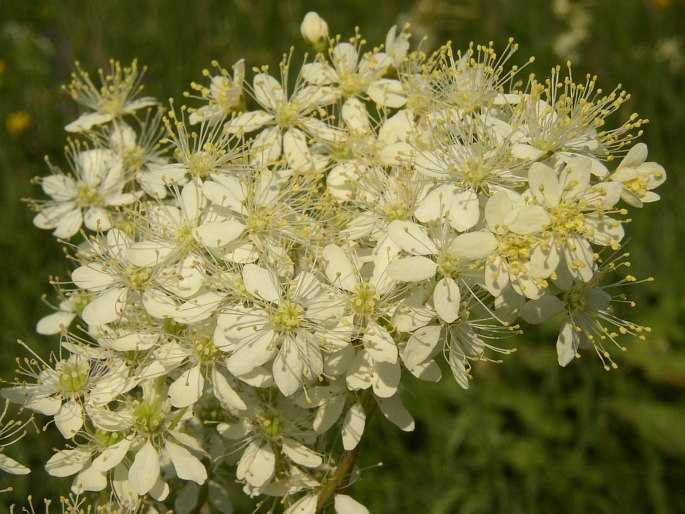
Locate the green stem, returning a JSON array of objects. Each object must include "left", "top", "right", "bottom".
[{"left": 315, "top": 390, "right": 377, "bottom": 513}]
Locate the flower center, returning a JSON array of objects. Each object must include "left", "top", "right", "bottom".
[
  {"left": 260, "top": 416, "right": 283, "bottom": 439},
  {"left": 382, "top": 200, "right": 409, "bottom": 221},
  {"left": 550, "top": 203, "right": 585, "bottom": 236},
  {"left": 195, "top": 335, "right": 219, "bottom": 362},
  {"left": 564, "top": 287, "right": 589, "bottom": 313},
  {"left": 351, "top": 282, "right": 379, "bottom": 316},
  {"left": 338, "top": 72, "right": 365, "bottom": 98},
  {"left": 76, "top": 183, "right": 100, "bottom": 206},
  {"left": 134, "top": 398, "right": 168, "bottom": 435},
  {"left": 272, "top": 301, "right": 305, "bottom": 332},
  {"left": 187, "top": 151, "right": 216, "bottom": 178},
  {"left": 437, "top": 251, "right": 461, "bottom": 277},
  {"left": 174, "top": 224, "right": 195, "bottom": 246},
  {"left": 57, "top": 359, "right": 89, "bottom": 394},
  {"left": 275, "top": 102, "right": 300, "bottom": 129},
  {"left": 246, "top": 206, "right": 273, "bottom": 235},
  {"left": 127, "top": 265, "right": 152, "bottom": 289}
]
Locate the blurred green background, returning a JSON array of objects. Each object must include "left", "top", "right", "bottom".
[{"left": 1, "top": 0, "right": 684, "bottom": 512}]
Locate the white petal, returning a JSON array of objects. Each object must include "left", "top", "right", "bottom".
[
  {"left": 335, "top": 494, "right": 370, "bottom": 514},
  {"left": 0, "top": 454, "right": 30, "bottom": 475},
  {"left": 388, "top": 220, "right": 438, "bottom": 255},
  {"left": 414, "top": 185, "right": 458, "bottom": 222},
  {"left": 285, "top": 495, "right": 317, "bottom": 514},
  {"left": 363, "top": 321, "right": 398, "bottom": 364},
  {"left": 313, "top": 393, "right": 347, "bottom": 433},
  {"left": 620, "top": 142, "right": 648, "bottom": 169},
  {"left": 195, "top": 220, "right": 244, "bottom": 248},
  {"left": 36, "top": 310, "right": 76, "bottom": 335},
  {"left": 450, "top": 231, "right": 498, "bottom": 261},
  {"left": 73, "top": 466, "right": 107, "bottom": 492},
  {"left": 225, "top": 110, "right": 273, "bottom": 133},
  {"left": 528, "top": 162, "right": 561, "bottom": 207},
  {"left": 367, "top": 79, "right": 406, "bottom": 108},
  {"left": 55, "top": 399, "right": 83, "bottom": 439},
  {"left": 92, "top": 437, "right": 132, "bottom": 471},
  {"left": 211, "top": 367, "right": 247, "bottom": 410},
  {"left": 72, "top": 264, "right": 117, "bottom": 291},
  {"left": 341, "top": 97, "right": 371, "bottom": 131},
  {"left": 282, "top": 439, "right": 322, "bottom": 468},
  {"left": 323, "top": 244, "right": 358, "bottom": 292},
  {"left": 129, "top": 440, "right": 160, "bottom": 495},
  {"left": 65, "top": 112, "right": 112, "bottom": 132},
  {"left": 126, "top": 240, "right": 174, "bottom": 267},
  {"left": 237, "top": 441, "right": 275, "bottom": 487},
  {"left": 225, "top": 328, "right": 276, "bottom": 376},
  {"left": 45, "top": 447, "right": 91, "bottom": 477},
  {"left": 447, "top": 190, "right": 480, "bottom": 232},
  {"left": 387, "top": 256, "right": 437, "bottom": 282},
  {"left": 83, "top": 207, "right": 111, "bottom": 232},
  {"left": 506, "top": 205, "right": 550, "bottom": 235},
  {"left": 341, "top": 403, "right": 366, "bottom": 451},
  {"left": 372, "top": 360, "right": 401, "bottom": 398},
  {"left": 333, "top": 43, "right": 358, "bottom": 74},
  {"left": 165, "top": 440, "right": 207, "bottom": 484},
  {"left": 169, "top": 365, "right": 205, "bottom": 408},
  {"left": 433, "top": 277, "right": 461, "bottom": 323},
  {"left": 284, "top": 128, "right": 314, "bottom": 172},
  {"left": 243, "top": 264, "right": 281, "bottom": 302},
  {"left": 519, "top": 294, "right": 566, "bottom": 324},
  {"left": 82, "top": 287, "right": 128, "bottom": 326},
  {"left": 557, "top": 320, "right": 579, "bottom": 366},
  {"left": 273, "top": 339, "right": 304, "bottom": 396},
  {"left": 253, "top": 73, "right": 285, "bottom": 110},
  {"left": 376, "top": 393, "right": 415, "bottom": 431},
  {"left": 402, "top": 325, "right": 442, "bottom": 368}
]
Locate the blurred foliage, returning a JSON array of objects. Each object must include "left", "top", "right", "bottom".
[{"left": 0, "top": 0, "right": 684, "bottom": 512}]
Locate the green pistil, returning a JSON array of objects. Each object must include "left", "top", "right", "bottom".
[
  {"left": 134, "top": 398, "right": 167, "bottom": 435},
  {"left": 339, "top": 73, "right": 364, "bottom": 98},
  {"left": 163, "top": 318, "right": 187, "bottom": 336},
  {"left": 95, "top": 430, "right": 124, "bottom": 448},
  {"left": 57, "top": 359, "right": 89, "bottom": 393},
  {"left": 127, "top": 265, "right": 152, "bottom": 289},
  {"left": 437, "top": 251, "right": 460, "bottom": 278},
  {"left": 272, "top": 301, "right": 305, "bottom": 332},
  {"left": 247, "top": 206, "right": 273, "bottom": 235},
  {"left": 261, "top": 416, "right": 283, "bottom": 439},
  {"left": 382, "top": 201, "right": 409, "bottom": 221},
  {"left": 76, "top": 183, "right": 100, "bottom": 206},
  {"left": 195, "top": 336, "right": 219, "bottom": 362},
  {"left": 187, "top": 151, "right": 214, "bottom": 178},
  {"left": 564, "top": 288, "right": 589, "bottom": 313},
  {"left": 351, "top": 282, "right": 378, "bottom": 316},
  {"left": 174, "top": 225, "right": 195, "bottom": 246},
  {"left": 275, "top": 103, "right": 299, "bottom": 129}
]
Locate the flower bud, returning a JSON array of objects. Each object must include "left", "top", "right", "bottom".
[{"left": 300, "top": 11, "right": 329, "bottom": 51}]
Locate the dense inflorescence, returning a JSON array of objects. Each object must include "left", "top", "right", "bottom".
[{"left": 2, "top": 11, "right": 666, "bottom": 514}]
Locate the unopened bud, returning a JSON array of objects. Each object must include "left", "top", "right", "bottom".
[{"left": 300, "top": 11, "right": 329, "bottom": 51}]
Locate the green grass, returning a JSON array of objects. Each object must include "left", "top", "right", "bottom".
[{"left": 1, "top": 0, "right": 684, "bottom": 511}]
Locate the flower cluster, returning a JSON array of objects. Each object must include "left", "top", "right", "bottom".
[{"left": 3, "top": 11, "right": 665, "bottom": 514}]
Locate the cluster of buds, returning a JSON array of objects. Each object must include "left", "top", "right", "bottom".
[{"left": 2, "top": 11, "right": 665, "bottom": 514}]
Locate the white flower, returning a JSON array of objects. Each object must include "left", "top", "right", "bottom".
[
  {"left": 609, "top": 142, "right": 667, "bottom": 207},
  {"left": 527, "top": 158, "right": 624, "bottom": 283},
  {"left": 226, "top": 70, "right": 339, "bottom": 170},
  {"left": 216, "top": 264, "right": 347, "bottom": 396},
  {"left": 301, "top": 41, "right": 394, "bottom": 107},
  {"left": 33, "top": 148, "right": 138, "bottom": 238},
  {"left": 189, "top": 59, "right": 246, "bottom": 125},
  {"left": 64, "top": 60, "right": 157, "bottom": 132}
]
